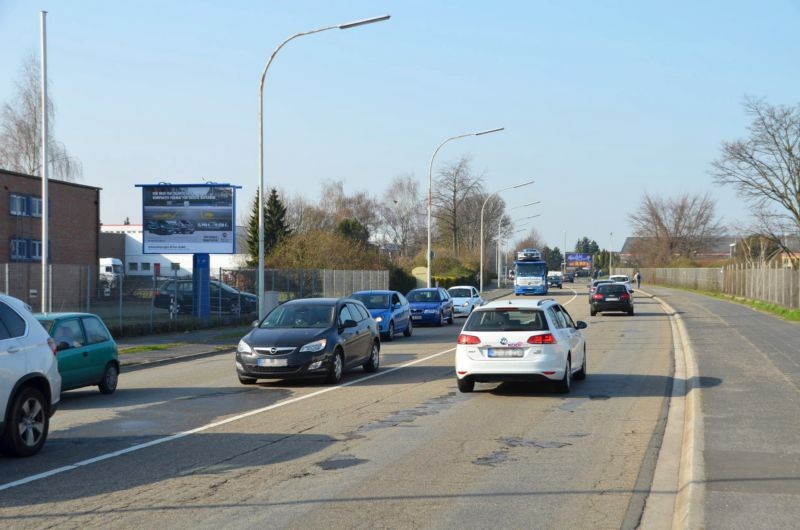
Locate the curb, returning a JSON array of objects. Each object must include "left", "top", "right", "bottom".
[
  {"left": 639, "top": 290, "right": 705, "bottom": 529},
  {"left": 121, "top": 347, "right": 235, "bottom": 372}
]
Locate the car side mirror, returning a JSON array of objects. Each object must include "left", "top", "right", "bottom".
[
  {"left": 340, "top": 319, "right": 358, "bottom": 330},
  {"left": 251, "top": 320, "right": 260, "bottom": 328},
  {"left": 576, "top": 321, "right": 588, "bottom": 330}
]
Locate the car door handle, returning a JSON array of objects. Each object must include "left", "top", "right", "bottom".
[
  {"left": 82, "top": 351, "right": 89, "bottom": 357},
  {"left": 8, "top": 346, "right": 20, "bottom": 354}
]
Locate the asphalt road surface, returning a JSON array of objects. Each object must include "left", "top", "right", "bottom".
[{"left": 1, "top": 286, "right": 676, "bottom": 529}]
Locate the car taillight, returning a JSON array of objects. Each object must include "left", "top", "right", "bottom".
[
  {"left": 592, "top": 293, "right": 603, "bottom": 300},
  {"left": 620, "top": 293, "right": 630, "bottom": 300},
  {"left": 47, "top": 337, "right": 57, "bottom": 356},
  {"left": 528, "top": 333, "right": 556, "bottom": 344},
  {"left": 458, "top": 334, "right": 481, "bottom": 345}
]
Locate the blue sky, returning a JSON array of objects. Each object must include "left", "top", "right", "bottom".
[{"left": 1, "top": 0, "right": 799, "bottom": 251}]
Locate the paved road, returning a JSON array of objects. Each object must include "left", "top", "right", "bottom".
[
  {"left": 1, "top": 286, "right": 675, "bottom": 528},
  {"left": 645, "top": 286, "right": 800, "bottom": 529}
]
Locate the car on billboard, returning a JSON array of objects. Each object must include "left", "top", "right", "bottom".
[{"left": 146, "top": 220, "right": 176, "bottom": 235}]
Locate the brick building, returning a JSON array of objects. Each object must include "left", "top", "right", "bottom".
[{"left": 0, "top": 168, "right": 101, "bottom": 307}]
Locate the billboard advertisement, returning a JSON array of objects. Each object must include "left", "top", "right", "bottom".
[
  {"left": 138, "top": 184, "right": 237, "bottom": 254},
  {"left": 565, "top": 252, "right": 592, "bottom": 269}
]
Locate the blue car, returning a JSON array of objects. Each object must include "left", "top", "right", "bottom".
[
  {"left": 350, "top": 290, "right": 412, "bottom": 341},
  {"left": 406, "top": 287, "right": 454, "bottom": 327}
]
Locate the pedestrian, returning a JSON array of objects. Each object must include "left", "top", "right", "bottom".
[{"left": 634, "top": 271, "right": 642, "bottom": 289}]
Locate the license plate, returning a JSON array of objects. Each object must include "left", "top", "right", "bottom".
[
  {"left": 487, "top": 348, "right": 524, "bottom": 358},
  {"left": 257, "top": 358, "right": 287, "bottom": 367},
  {"left": 412, "top": 315, "right": 422, "bottom": 320},
  {"left": 606, "top": 297, "right": 619, "bottom": 301}
]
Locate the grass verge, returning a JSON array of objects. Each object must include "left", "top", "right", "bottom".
[
  {"left": 118, "top": 343, "right": 187, "bottom": 355},
  {"left": 666, "top": 286, "right": 800, "bottom": 322}
]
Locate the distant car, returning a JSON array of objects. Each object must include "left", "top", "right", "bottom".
[
  {"left": 0, "top": 294, "right": 61, "bottom": 457},
  {"left": 608, "top": 274, "right": 633, "bottom": 292},
  {"left": 547, "top": 271, "right": 563, "bottom": 288},
  {"left": 350, "top": 290, "right": 412, "bottom": 341},
  {"left": 146, "top": 220, "right": 175, "bottom": 235},
  {"left": 516, "top": 248, "right": 542, "bottom": 261},
  {"left": 455, "top": 298, "right": 588, "bottom": 393},
  {"left": 447, "top": 285, "right": 484, "bottom": 317},
  {"left": 153, "top": 279, "right": 257, "bottom": 314},
  {"left": 588, "top": 279, "right": 614, "bottom": 300},
  {"left": 590, "top": 283, "right": 634, "bottom": 316},
  {"left": 407, "top": 287, "right": 454, "bottom": 326},
  {"left": 563, "top": 271, "right": 575, "bottom": 283},
  {"left": 235, "top": 298, "right": 380, "bottom": 385},
  {"left": 574, "top": 268, "right": 589, "bottom": 278},
  {"left": 35, "top": 313, "right": 120, "bottom": 394}
]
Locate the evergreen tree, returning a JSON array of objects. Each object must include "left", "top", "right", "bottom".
[
  {"left": 246, "top": 192, "right": 265, "bottom": 267},
  {"left": 265, "top": 188, "right": 291, "bottom": 252},
  {"left": 338, "top": 218, "right": 370, "bottom": 248}
]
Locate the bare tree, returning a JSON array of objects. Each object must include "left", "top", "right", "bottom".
[
  {"left": 513, "top": 228, "right": 545, "bottom": 254},
  {"left": 712, "top": 97, "right": 800, "bottom": 258},
  {"left": 0, "top": 54, "right": 82, "bottom": 181},
  {"left": 380, "top": 174, "right": 424, "bottom": 257},
  {"left": 628, "top": 192, "right": 725, "bottom": 265},
  {"left": 432, "top": 155, "right": 484, "bottom": 255}
]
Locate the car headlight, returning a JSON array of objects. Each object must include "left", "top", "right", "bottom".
[
  {"left": 237, "top": 339, "right": 252, "bottom": 354},
  {"left": 300, "top": 339, "right": 326, "bottom": 353},
  {"left": 375, "top": 316, "right": 383, "bottom": 323},
  {"left": 423, "top": 309, "right": 437, "bottom": 314},
  {"left": 462, "top": 302, "right": 469, "bottom": 307}
]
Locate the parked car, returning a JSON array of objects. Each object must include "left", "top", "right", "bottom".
[
  {"left": 590, "top": 283, "right": 634, "bottom": 316},
  {"left": 547, "top": 271, "right": 563, "bottom": 288},
  {"left": 235, "top": 298, "right": 380, "bottom": 385},
  {"left": 35, "top": 313, "right": 120, "bottom": 394},
  {"left": 146, "top": 219, "right": 175, "bottom": 235},
  {"left": 350, "top": 290, "right": 412, "bottom": 341},
  {"left": 406, "top": 287, "right": 454, "bottom": 326},
  {"left": 447, "top": 285, "right": 484, "bottom": 317},
  {"left": 0, "top": 294, "right": 61, "bottom": 457},
  {"left": 455, "top": 298, "right": 588, "bottom": 393},
  {"left": 153, "top": 279, "right": 257, "bottom": 314}
]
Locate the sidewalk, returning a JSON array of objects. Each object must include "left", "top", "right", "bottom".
[{"left": 116, "top": 286, "right": 513, "bottom": 371}]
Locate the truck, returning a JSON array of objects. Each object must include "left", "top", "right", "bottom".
[
  {"left": 514, "top": 249, "right": 548, "bottom": 295},
  {"left": 99, "top": 258, "right": 124, "bottom": 288}
]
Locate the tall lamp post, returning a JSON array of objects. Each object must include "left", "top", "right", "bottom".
[
  {"left": 479, "top": 180, "right": 535, "bottom": 292},
  {"left": 257, "top": 14, "right": 390, "bottom": 319},
  {"left": 496, "top": 202, "right": 540, "bottom": 286},
  {"left": 426, "top": 127, "right": 503, "bottom": 287}
]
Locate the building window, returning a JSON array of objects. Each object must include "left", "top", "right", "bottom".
[
  {"left": 29, "top": 240, "right": 42, "bottom": 260},
  {"left": 141, "top": 263, "right": 151, "bottom": 271},
  {"left": 30, "top": 197, "right": 43, "bottom": 218},
  {"left": 10, "top": 194, "right": 27, "bottom": 216},
  {"left": 10, "top": 239, "right": 27, "bottom": 260},
  {"left": 129, "top": 262, "right": 139, "bottom": 271}
]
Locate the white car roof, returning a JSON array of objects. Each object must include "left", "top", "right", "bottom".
[
  {"left": 477, "top": 299, "right": 553, "bottom": 310},
  {"left": 448, "top": 285, "right": 476, "bottom": 290}
]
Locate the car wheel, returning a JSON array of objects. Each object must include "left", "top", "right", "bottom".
[
  {"left": 436, "top": 312, "right": 444, "bottom": 327},
  {"left": 628, "top": 307, "right": 635, "bottom": 316},
  {"left": 363, "top": 341, "right": 380, "bottom": 373},
  {"left": 0, "top": 386, "right": 49, "bottom": 457},
  {"left": 229, "top": 301, "right": 241, "bottom": 314},
  {"left": 574, "top": 348, "right": 587, "bottom": 380},
  {"left": 447, "top": 310, "right": 454, "bottom": 324},
  {"left": 590, "top": 307, "right": 597, "bottom": 316},
  {"left": 384, "top": 321, "right": 395, "bottom": 342},
  {"left": 403, "top": 319, "right": 413, "bottom": 337},
  {"left": 326, "top": 350, "right": 344, "bottom": 384},
  {"left": 555, "top": 358, "right": 571, "bottom": 394},
  {"left": 457, "top": 378, "right": 475, "bottom": 393},
  {"left": 238, "top": 374, "right": 257, "bottom": 385},
  {"left": 98, "top": 363, "right": 119, "bottom": 394}
]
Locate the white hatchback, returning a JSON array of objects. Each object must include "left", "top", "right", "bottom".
[
  {"left": 0, "top": 294, "right": 61, "bottom": 457},
  {"left": 455, "top": 299, "right": 587, "bottom": 393}
]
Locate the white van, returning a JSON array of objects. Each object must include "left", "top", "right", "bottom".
[{"left": 99, "top": 258, "right": 124, "bottom": 287}]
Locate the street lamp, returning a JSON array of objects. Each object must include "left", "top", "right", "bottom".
[
  {"left": 257, "top": 14, "right": 390, "bottom": 318},
  {"left": 426, "top": 127, "right": 504, "bottom": 287},
  {"left": 496, "top": 202, "right": 540, "bottom": 287},
  {"left": 479, "top": 180, "right": 535, "bottom": 292}
]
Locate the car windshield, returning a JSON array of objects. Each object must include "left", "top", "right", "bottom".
[
  {"left": 259, "top": 304, "right": 334, "bottom": 329},
  {"left": 516, "top": 263, "right": 546, "bottom": 277},
  {"left": 598, "top": 284, "right": 627, "bottom": 294},
  {"left": 351, "top": 293, "right": 390, "bottom": 309},
  {"left": 463, "top": 309, "right": 548, "bottom": 332},
  {"left": 408, "top": 290, "right": 440, "bottom": 303},
  {"left": 448, "top": 288, "right": 472, "bottom": 298}
]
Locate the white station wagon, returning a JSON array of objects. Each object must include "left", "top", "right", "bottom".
[{"left": 455, "top": 299, "right": 588, "bottom": 393}]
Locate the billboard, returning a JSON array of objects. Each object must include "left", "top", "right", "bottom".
[
  {"left": 138, "top": 184, "right": 238, "bottom": 254},
  {"left": 565, "top": 252, "right": 592, "bottom": 269}
]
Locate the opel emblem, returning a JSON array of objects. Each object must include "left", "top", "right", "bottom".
[
  {"left": 270, "top": 347, "right": 278, "bottom": 355},
  {"left": 500, "top": 337, "right": 508, "bottom": 345}
]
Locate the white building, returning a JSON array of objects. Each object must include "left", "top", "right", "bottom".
[{"left": 100, "top": 224, "right": 249, "bottom": 277}]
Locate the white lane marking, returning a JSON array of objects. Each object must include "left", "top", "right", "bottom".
[
  {"left": 0, "top": 346, "right": 456, "bottom": 492},
  {"left": 563, "top": 287, "right": 578, "bottom": 306}
]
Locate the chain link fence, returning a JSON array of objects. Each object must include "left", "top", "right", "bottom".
[
  {"left": 0, "top": 264, "right": 388, "bottom": 337},
  {"left": 613, "top": 264, "right": 800, "bottom": 310}
]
